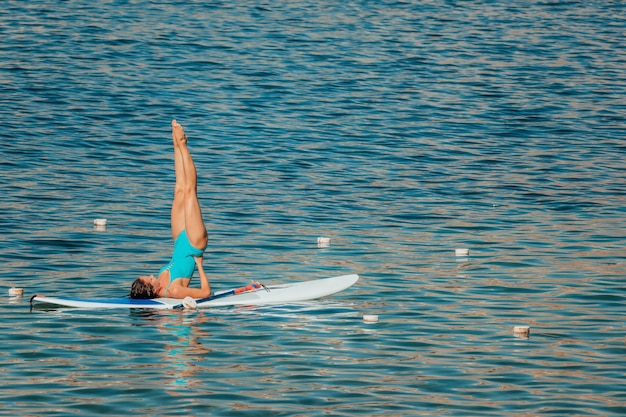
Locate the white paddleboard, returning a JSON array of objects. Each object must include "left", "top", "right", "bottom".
[{"left": 30, "top": 274, "right": 359, "bottom": 310}]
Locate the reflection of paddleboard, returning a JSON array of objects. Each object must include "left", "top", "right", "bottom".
[{"left": 30, "top": 274, "right": 359, "bottom": 310}]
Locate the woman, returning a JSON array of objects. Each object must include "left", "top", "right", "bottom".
[{"left": 130, "top": 120, "right": 211, "bottom": 299}]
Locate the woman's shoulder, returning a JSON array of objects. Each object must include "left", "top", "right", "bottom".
[{"left": 164, "top": 278, "right": 191, "bottom": 298}]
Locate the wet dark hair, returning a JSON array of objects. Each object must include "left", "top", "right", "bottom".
[{"left": 130, "top": 278, "right": 157, "bottom": 299}]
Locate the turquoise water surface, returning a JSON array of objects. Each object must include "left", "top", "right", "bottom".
[{"left": 1, "top": 1, "right": 625, "bottom": 416}]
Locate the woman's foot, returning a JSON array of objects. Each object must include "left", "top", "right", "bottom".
[{"left": 172, "top": 119, "right": 187, "bottom": 146}]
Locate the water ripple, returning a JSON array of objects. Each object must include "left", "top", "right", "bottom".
[{"left": 2, "top": 0, "right": 626, "bottom": 416}]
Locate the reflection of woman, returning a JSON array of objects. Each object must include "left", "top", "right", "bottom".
[
  {"left": 162, "top": 314, "right": 212, "bottom": 389},
  {"left": 130, "top": 120, "right": 211, "bottom": 299}
]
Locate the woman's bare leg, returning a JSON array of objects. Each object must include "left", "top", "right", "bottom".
[
  {"left": 170, "top": 121, "right": 187, "bottom": 242},
  {"left": 172, "top": 120, "right": 208, "bottom": 249}
]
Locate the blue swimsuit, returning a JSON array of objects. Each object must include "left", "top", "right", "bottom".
[{"left": 159, "top": 230, "right": 206, "bottom": 296}]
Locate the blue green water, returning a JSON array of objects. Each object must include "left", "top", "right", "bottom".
[{"left": 1, "top": 1, "right": 625, "bottom": 415}]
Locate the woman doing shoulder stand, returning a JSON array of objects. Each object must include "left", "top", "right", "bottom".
[{"left": 130, "top": 120, "right": 211, "bottom": 299}]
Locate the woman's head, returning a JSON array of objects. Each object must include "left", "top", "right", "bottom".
[{"left": 130, "top": 275, "right": 160, "bottom": 299}]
